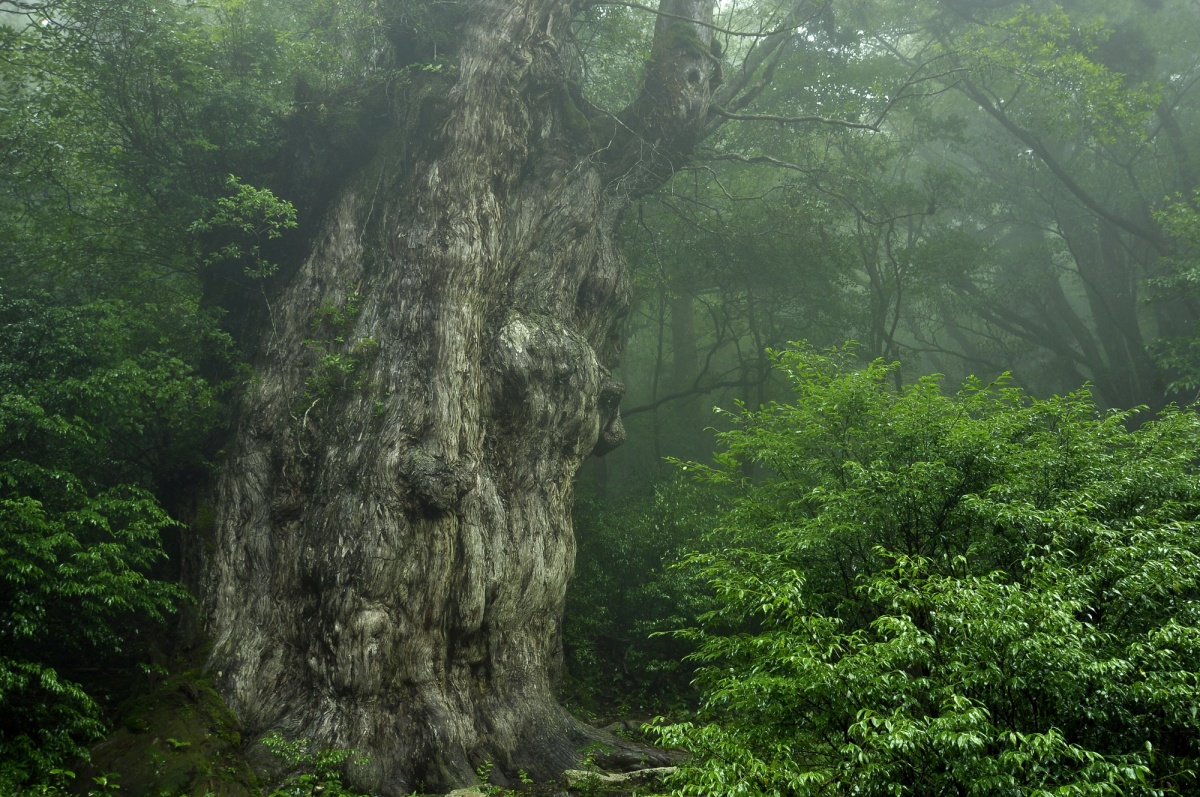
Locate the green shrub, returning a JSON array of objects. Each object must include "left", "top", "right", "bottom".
[
  {"left": 0, "top": 293, "right": 219, "bottom": 789},
  {"left": 261, "top": 732, "right": 374, "bottom": 797},
  {"left": 656, "top": 344, "right": 1200, "bottom": 796}
]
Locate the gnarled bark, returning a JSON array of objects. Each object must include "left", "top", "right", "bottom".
[{"left": 203, "top": 1, "right": 719, "bottom": 793}]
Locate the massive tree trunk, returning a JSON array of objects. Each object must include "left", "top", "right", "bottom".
[{"left": 203, "top": 1, "right": 719, "bottom": 793}]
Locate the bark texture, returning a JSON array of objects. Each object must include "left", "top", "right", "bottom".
[{"left": 204, "top": 1, "right": 718, "bottom": 793}]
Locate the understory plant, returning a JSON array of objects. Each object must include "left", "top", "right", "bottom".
[
  {"left": 656, "top": 344, "right": 1200, "bottom": 797},
  {"left": 262, "top": 732, "right": 373, "bottom": 797},
  {"left": 0, "top": 294, "right": 219, "bottom": 789}
]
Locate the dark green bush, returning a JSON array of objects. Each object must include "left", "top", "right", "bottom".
[
  {"left": 657, "top": 344, "right": 1200, "bottom": 797},
  {"left": 564, "top": 479, "right": 723, "bottom": 716},
  {"left": 0, "top": 293, "right": 220, "bottom": 790}
]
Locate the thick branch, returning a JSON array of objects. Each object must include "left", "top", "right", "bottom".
[{"left": 604, "top": 0, "right": 719, "bottom": 193}]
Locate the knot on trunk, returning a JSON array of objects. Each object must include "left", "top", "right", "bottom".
[
  {"left": 592, "top": 377, "right": 626, "bottom": 457},
  {"left": 490, "top": 314, "right": 603, "bottom": 460},
  {"left": 405, "top": 448, "right": 474, "bottom": 513}
]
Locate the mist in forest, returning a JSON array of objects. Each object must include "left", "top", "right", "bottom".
[{"left": 3, "top": 0, "right": 1199, "bottom": 794}]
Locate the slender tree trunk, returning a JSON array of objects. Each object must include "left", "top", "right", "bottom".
[
  {"left": 1057, "top": 209, "right": 1164, "bottom": 409},
  {"left": 203, "top": 2, "right": 719, "bottom": 793},
  {"left": 668, "top": 290, "right": 705, "bottom": 459},
  {"left": 670, "top": 292, "right": 698, "bottom": 390}
]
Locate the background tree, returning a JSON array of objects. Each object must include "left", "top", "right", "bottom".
[{"left": 600, "top": 0, "right": 1200, "bottom": 454}]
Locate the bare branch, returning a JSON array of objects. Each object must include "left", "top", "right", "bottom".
[
  {"left": 710, "top": 105, "right": 879, "bottom": 131},
  {"left": 623, "top": 376, "right": 766, "bottom": 415},
  {"left": 589, "top": 0, "right": 798, "bottom": 38},
  {"left": 713, "top": 0, "right": 823, "bottom": 113},
  {"left": 711, "top": 40, "right": 961, "bottom": 138},
  {"left": 703, "top": 151, "right": 930, "bottom": 229}
]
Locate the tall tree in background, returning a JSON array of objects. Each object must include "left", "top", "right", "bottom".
[
  {"left": 609, "top": 0, "right": 1200, "bottom": 441},
  {"left": 202, "top": 1, "right": 810, "bottom": 792},
  {"left": 858, "top": 0, "right": 1199, "bottom": 408}
]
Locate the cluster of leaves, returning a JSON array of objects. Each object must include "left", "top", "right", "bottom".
[
  {"left": 0, "top": 292, "right": 222, "bottom": 790},
  {"left": 260, "top": 732, "right": 374, "bottom": 797},
  {"left": 1, "top": 0, "right": 287, "bottom": 293},
  {"left": 954, "top": 8, "right": 1157, "bottom": 143},
  {"left": 656, "top": 344, "right": 1200, "bottom": 796},
  {"left": 0, "top": 0, "right": 392, "bottom": 310},
  {"left": 190, "top": 175, "right": 299, "bottom": 279},
  {"left": 17, "top": 770, "right": 123, "bottom": 797}
]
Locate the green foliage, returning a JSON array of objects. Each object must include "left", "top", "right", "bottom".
[
  {"left": 0, "top": 2, "right": 385, "bottom": 781},
  {"left": 16, "top": 769, "right": 124, "bottom": 797},
  {"left": 0, "top": 1, "right": 256, "bottom": 788},
  {"left": 1156, "top": 194, "right": 1200, "bottom": 248},
  {"left": 0, "top": 0, "right": 298, "bottom": 296},
  {"left": 571, "top": 5, "right": 653, "bottom": 110},
  {"left": 656, "top": 344, "right": 1200, "bottom": 796},
  {"left": 956, "top": 7, "right": 1157, "bottom": 143},
  {"left": 571, "top": 743, "right": 611, "bottom": 797},
  {"left": 190, "top": 176, "right": 298, "bottom": 279},
  {"left": 470, "top": 759, "right": 537, "bottom": 797},
  {"left": 1150, "top": 193, "right": 1200, "bottom": 394},
  {"left": 0, "top": 0, "right": 389, "bottom": 315},
  {"left": 261, "top": 732, "right": 373, "bottom": 797},
  {"left": 312, "top": 290, "right": 364, "bottom": 332},
  {"left": 0, "top": 292, "right": 219, "bottom": 789},
  {"left": 301, "top": 289, "right": 378, "bottom": 404}
]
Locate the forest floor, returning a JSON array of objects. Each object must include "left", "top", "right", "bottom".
[{"left": 74, "top": 663, "right": 677, "bottom": 797}]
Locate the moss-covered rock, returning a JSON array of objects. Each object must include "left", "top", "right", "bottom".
[{"left": 76, "top": 669, "right": 258, "bottom": 797}]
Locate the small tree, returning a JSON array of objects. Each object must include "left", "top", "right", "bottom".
[
  {"left": 658, "top": 345, "right": 1200, "bottom": 796},
  {"left": 0, "top": 294, "right": 218, "bottom": 789}
]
